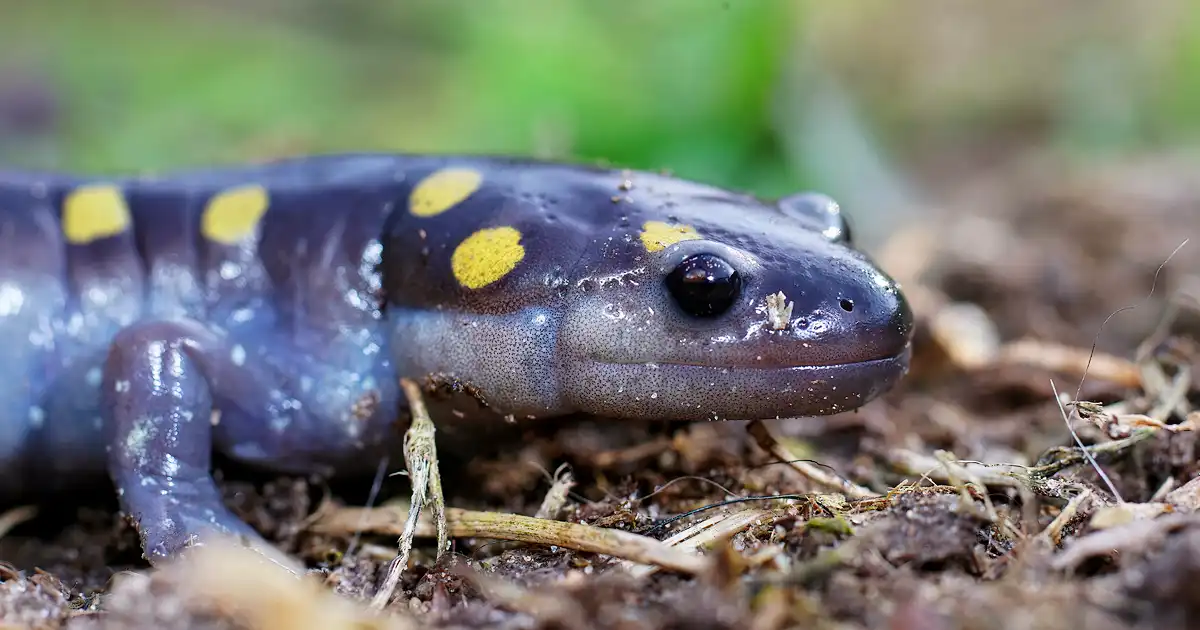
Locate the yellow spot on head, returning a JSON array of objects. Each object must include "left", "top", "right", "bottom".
[
  {"left": 201, "top": 185, "right": 270, "bottom": 245},
  {"left": 410, "top": 168, "right": 483, "bottom": 217},
  {"left": 63, "top": 184, "right": 130, "bottom": 244},
  {"left": 451, "top": 226, "right": 525, "bottom": 289},
  {"left": 640, "top": 221, "right": 701, "bottom": 252}
]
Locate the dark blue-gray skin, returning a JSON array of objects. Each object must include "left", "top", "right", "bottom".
[{"left": 0, "top": 154, "right": 913, "bottom": 566}]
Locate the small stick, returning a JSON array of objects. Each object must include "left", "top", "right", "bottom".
[
  {"left": 371, "top": 378, "right": 448, "bottom": 610},
  {"left": 311, "top": 504, "right": 710, "bottom": 575},
  {"left": 1038, "top": 487, "right": 1093, "bottom": 547},
  {"left": 0, "top": 505, "right": 36, "bottom": 540},
  {"left": 747, "top": 421, "right": 877, "bottom": 499},
  {"left": 1051, "top": 379, "right": 1123, "bottom": 503},
  {"left": 624, "top": 508, "right": 773, "bottom": 578}
]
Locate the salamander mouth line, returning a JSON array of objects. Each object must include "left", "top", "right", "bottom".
[{"left": 590, "top": 347, "right": 910, "bottom": 372}]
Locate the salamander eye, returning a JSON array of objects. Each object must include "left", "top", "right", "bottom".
[
  {"left": 666, "top": 253, "right": 742, "bottom": 317},
  {"left": 777, "top": 192, "right": 852, "bottom": 244}
]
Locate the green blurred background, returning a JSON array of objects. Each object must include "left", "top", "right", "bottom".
[{"left": 0, "top": 0, "right": 1196, "bottom": 246}]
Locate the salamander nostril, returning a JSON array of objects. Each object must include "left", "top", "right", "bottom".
[{"left": 839, "top": 298, "right": 854, "bottom": 312}]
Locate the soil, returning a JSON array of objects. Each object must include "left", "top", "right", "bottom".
[{"left": 4, "top": 153, "right": 1200, "bottom": 630}]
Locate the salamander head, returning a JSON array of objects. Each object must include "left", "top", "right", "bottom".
[
  {"left": 555, "top": 190, "right": 913, "bottom": 420},
  {"left": 384, "top": 160, "right": 912, "bottom": 422}
]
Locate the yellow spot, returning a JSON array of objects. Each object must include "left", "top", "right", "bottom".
[
  {"left": 62, "top": 184, "right": 130, "bottom": 244},
  {"left": 640, "top": 221, "right": 701, "bottom": 252},
  {"left": 451, "top": 226, "right": 525, "bottom": 289},
  {"left": 409, "top": 168, "right": 483, "bottom": 217},
  {"left": 201, "top": 185, "right": 270, "bottom": 245}
]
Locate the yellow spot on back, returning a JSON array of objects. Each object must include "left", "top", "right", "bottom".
[
  {"left": 63, "top": 184, "right": 130, "bottom": 244},
  {"left": 409, "top": 168, "right": 483, "bottom": 217},
  {"left": 451, "top": 226, "right": 525, "bottom": 289},
  {"left": 640, "top": 221, "right": 701, "bottom": 252},
  {"left": 201, "top": 185, "right": 270, "bottom": 245}
]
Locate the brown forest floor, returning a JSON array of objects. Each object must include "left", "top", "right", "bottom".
[{"left": 4, "top": 154, "right": 1200, "bottom": 629}]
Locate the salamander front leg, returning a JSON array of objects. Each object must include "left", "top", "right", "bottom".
[{"left": 102, "top": 319, "right": 301, "bottom": 573}]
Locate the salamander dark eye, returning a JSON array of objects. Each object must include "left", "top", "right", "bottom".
[{"left": 666, "top": 253, "right": 742, "bottom": 317}]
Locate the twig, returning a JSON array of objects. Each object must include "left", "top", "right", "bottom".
[
  {"left": 371, "top": 378, "right": 447, "bottom": 610},
  {"left": 884, "top": 449, "right": 1026, "bottom": 489},
  {"left": 0, "top": 505, "right": 36, "bottom": 540},
  {"left": 625, "top": 508, "right": 774, "bottom": 578},
  {"left": 311, "top": 504, "right": 710, "bottom": 575},
  {"left": 1051, "top": 379, "right": 1123, "bottom": 503},
  {"left": 747, "top": 421, "right": 876, "bottom": 499},
  {"left": 1038, "top": 487, "right": 1093, "bottom": 547}
]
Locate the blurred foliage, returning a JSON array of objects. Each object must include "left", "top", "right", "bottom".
[
  {"left": 2, "top": 0, "right": 1200, "bottom": 208},
  {"left": 0, "top": 0, "right": 801, "bottom": 196}
]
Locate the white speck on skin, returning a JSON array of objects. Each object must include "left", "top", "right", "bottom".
[
  {"left": 65, "top": 313, "right": 84, "bottom": 336},
  {"left": 28, "top": 329, "right": 51, "bottom": 349},
  {"left": 83, "top": 285, "right": 112, "bottom": 308},
  {"left": 114, "top": 380, "right": 131, "bottom": 393},
  {"left": 160, "top": 453, "right": 181, "bottom": 477},
  {"left": 764, "top": 291, "right": 794, "bottom": 331},
  {"left": 125, "top": 420, "right": 157, "bottom": 468},
  {"left": 230, "top": 344, "right": 246, "bottom": 367},
  {"left": 219, "top": 261, "right": 241, "bottom": 281},
  {"left": 0, "top": 283, "right": 25, "bottom": 316}
]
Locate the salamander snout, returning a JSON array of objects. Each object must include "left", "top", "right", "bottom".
[{"left": 791, "top": 257, "right": 915, "bottom": 367}]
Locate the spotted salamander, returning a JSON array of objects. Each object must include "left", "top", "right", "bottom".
[{"left": 0, "top": 154, "right": 912, "bottom": 565}]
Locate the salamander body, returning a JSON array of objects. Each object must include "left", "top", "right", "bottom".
[{"left": 0, "top": 154, "right": 913, "bottom": 562}]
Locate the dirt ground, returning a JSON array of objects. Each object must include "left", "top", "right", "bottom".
[{"left": 4, "top": 153, "right": 1200, "bottom": 629}]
